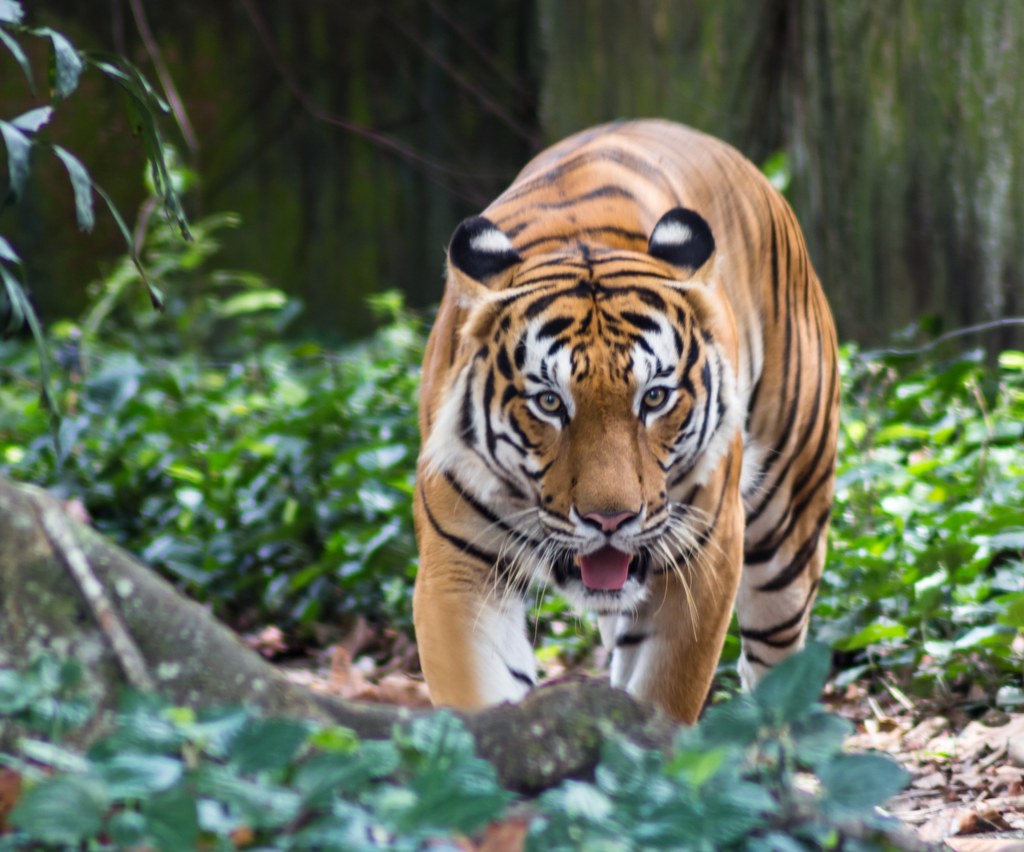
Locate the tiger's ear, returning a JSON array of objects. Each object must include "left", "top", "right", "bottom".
[
  {"left": 648, "top": 207, "right": 716, "bottom": 277},
  {"left": 447, "top": 216, "right": 521, "bottom": 299},
  {"left": 446, "top": 216, "right": 521, "bottom": 340}
]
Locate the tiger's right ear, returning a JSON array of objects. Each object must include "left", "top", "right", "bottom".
[{"left": 446, "top": 216, "right": 522, "bottom": 308}]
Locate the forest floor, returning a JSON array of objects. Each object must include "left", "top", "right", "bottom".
[{"left": 248, "top": 622, "right": 1024, "bottom": 852}]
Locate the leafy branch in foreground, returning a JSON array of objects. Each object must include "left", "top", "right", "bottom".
[
  {"left": 0, "top": 646, "right": 913, "bottom": 850},
  {"left": 0, "top": 1, "right": 190, "bottom": 434}
]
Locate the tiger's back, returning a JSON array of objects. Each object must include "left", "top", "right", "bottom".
[{"left": 415, "top": 120, "right": 838, "bottom": 721}]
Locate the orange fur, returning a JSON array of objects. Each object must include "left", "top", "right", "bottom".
[{"left": 414, "top": 120, "right": 838, "bottom": 722}]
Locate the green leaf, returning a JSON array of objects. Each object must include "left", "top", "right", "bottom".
[
  {"left": 91, "top": 753, "right": 183, "bottom": 799},
  {"left": 694, "top": 693, "right": 765, "bottom": 746},
  {"left": 834, "top": 621, "right": 907, "bottom": 651},
  {"left": 818, "top": 753, "right": 909, "bottom": 814},
  {"left": 790, "top": 711, "right": 853, "bottom": 767},
  {"left": 192, "top": 764, "right": 302, "bottom": 829},
  {"left": 9, "top": 776, "right": 104, "bottom": 844},
  {"left": 11, "top": 106, "right": 51, "bottom": 133},
  {"left": 0, "top": 1, "right": 24, "bottom": 23},
  {"left": 18, "top": 738, "right": 91, "bottom": 774},
  {"left": 0, "top": 26, "right": 34, "bottom": 92},
  {"left": 215, "top": 289, "right": 287, "bottom": 317},
  {"left": 106, "top": 809, "right": 148, "bottom": 848},
  {"left": 997, "top": 350, "right": 1024, "bottom": 371},
  {"left": 37, "top": 27, "right": 84, "bottom": 98},
  {"left": 953, "top": 624, "right": 1011, "bottom": 650},
  {"left": 753, "top": 642, "right": 831, "bottom": 724},
  {"left": 52, "top": 144, "right": 95, "bottom": 231},
  {"left": 0, "top": 118, "right": 32, "bottom": 198},
  {"left": 0, "top": 234, "right": 19, "bottom": 263},
  {"left": 997, "top": 595, "right": 1024, "bottom": 628},
  {"left": 142, "top": 786, "right": 200, "bottom": 850},
  {"left": 90, "top": 179, "right": 163, "bottom": 308},
  {"left": 227, "top": 717, "right": 310, "bottom": 774}
]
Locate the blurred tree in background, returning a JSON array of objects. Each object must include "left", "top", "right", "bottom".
[{"left": 2, "top": 0, "right": 1022, "bottom": 345}]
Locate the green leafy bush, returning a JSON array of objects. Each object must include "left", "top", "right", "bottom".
[
  {"left": 0, "top": 647, "right": 910, "bottom": 850},
  {"left": 0, "top": 192, "right": 423, "bottom": 630},
  {"left": 818, "top": 342, "right": 1024, "bottom": 691}
]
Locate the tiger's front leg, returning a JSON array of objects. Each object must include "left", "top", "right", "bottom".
[
  {"left": 606, "top": 449, "right": 745, "bottom": 723},
  {"left": 413, "top": 510, "right": 536, "bottom": 708}
]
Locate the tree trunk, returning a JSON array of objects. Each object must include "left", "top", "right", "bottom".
[{"left": 0, "top": 477, "right": 674, "bottom": 793}]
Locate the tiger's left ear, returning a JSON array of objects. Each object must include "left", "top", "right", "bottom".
[
  {"left": 446, "top": 216, "right": 521, "bottom": 340},
  {"left": 447, "top": 216, "right": 522, "bottom": 300},
  {"left": 648, "top": 207, "right": 716, "bottom": 277}
]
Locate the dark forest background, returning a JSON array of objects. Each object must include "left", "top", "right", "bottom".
[{"left": 3, "top": 1, "right": 1023, "bottom": 345}]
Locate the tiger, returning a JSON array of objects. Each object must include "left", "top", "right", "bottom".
[{"left": 412, "top": 119, "right": 838, "bottom": 723}]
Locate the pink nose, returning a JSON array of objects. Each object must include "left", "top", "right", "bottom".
[{"left": 582, "top": 510, "right": 639, "bottom": 533}]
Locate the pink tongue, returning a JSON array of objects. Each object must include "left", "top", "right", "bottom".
[{"left": 579, "top": 546, "right": 632, "bottom": 590}]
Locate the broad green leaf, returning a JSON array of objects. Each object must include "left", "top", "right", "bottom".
[
  {"left": 9, "top": 776, "right": 104, "bottom": 844},
  {"left": 0, "top": 1, "right": 24, "bottom": 23},
  {"left": 106, "top": 810, "right": 148, "bottom": 848},
  {"left": 818, "top": 753, "right": 909, "bottom": 814},
  {"left": 791, "top": 711, "right": 853, "bottom": 766},
  {"left": 997, "top": 350, "right": 1024, "bottom": 371},
  {"left": 0, "top": 119, "right": 31, "bottom": 198},
  {"left": 834, "top": 621, "right": 907, "bottom": 651},
  {"left": 18, "top": 738, "right": 90, "bottom": 773},
  {"left": 695, "top": 693, "right": 764, "bottom": 748},
  {"left": 51, "top": 144, "right": 95, "bottom": 231},
  {"left": 227, "top": 717, "right": 310, "bottom": 774},
  {"left": 953, "top": 624, "right": 1011, "bottom": 650},
  {"left": 90, "top": 753, "right": 183, "bottom": 799},
  {"left": 753, "top": 642, "right": 832, "bottom": 724},
  {"left": 192, "top": 764, "right": 302, "bottom": 829},
  {"left": 997, "top": 596, "right": 1024, "bottom": 628},
  {"left": 11, "top": 106, "right": 51, "bottom": 133},
  {"left": 38, "top": 27, "right": 84, "bottom": 98},
  {"left": 142, "top": 786, "right": 200, "bottom": 850}
]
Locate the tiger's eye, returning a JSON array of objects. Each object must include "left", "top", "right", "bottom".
[
  {"left": 643, "top": 387, "right": 669, "bottom": 409},
  {"left": 536, "top": 392, "right": 564, "bottom": 414}
]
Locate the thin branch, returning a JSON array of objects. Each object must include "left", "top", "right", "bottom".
[
  {"left": 127, "top": 0, "right": 199, "bottom": 156},
  {"left": 868, "top": 318, "right": 1024, "bottom": 357},
  {"left": 387, "top": 11, "right": 539, "bottom": 145},
  {"left": 238, "top": 0, "right": 501, "bottom": 197},
  {"left": 425, "top": 0, "right": 533, "bottom": 100}
]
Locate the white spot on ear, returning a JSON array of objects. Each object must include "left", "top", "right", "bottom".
[
  {"left": 470, "top": 228, "right": 516, "bottom": 254},
  {"left": 650, "top": 220, "right": 693, "bottom": 247}
]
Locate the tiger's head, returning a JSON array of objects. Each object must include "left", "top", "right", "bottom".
[{"left": 423, "top": 208, "right": 744, "bottom": 611}]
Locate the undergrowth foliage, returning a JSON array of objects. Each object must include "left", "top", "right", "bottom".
[
  {"left": 0, "top": 647, "right": 909, "bottom": 850},
  {"left": 819, "top": 342, "right": 1024, "bottom": 697}
]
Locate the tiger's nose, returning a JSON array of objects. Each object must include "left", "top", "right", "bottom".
[{"left": 581, "top": 510, "right": 640, "bottom": 533}]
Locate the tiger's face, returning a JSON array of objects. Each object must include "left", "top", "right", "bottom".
[{"left": 424, "top": 209, "right": 742, "bottom": 611}]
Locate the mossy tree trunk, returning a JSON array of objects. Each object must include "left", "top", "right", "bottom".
[
  {"left": 0, "top": 476, "right": 674, "bottom": 793},
  {"left": 538, "top": 0, "right": 1024, "bottom": 346}
]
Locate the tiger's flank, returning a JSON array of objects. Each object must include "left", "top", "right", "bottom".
[{"left": 413, "top": 119, "right": 838, "bottom": 723}]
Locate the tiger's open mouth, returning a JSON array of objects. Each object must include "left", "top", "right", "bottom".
[
  {"left": 578, "top": 546, "right": 632, "bottom": 590},
  {"left": 550, "top": 549, "right": 653, "bottom": 594}
]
